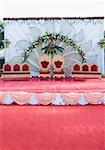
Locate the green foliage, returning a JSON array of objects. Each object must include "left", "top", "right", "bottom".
[
  {"left": 0, "top": 21, "right": 10, "bottom": 50},
  {"left": 99, "top": 39, "right": 105, "bottom": 48},
  {"left": 23, "top": 33, "right": 86, "bottom": 63},
  {"left": 41, "top": 43, "right": 64, "bottom": 58},
  {"left": 0, "top": 21, "right": 4, "bottom": 50},
  {"left": 99, "top": 31, "right": 105, "bottom": 49}
]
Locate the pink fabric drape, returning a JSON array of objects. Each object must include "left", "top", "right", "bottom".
[
  {"left": 62, "top": 93, "right": 81, "bottom": 105},
  {"left": 0, "top": 92, "right": 4, "bottom": 103},
  {"left": 36, "top": 93, "right": 55, "bottom": 105},
  {"left": 10, "top": 92, "right": 33, "bottom": 105},
  {"left": 0, "top": 92, "right": 105, "bottom": 105},
  {"left": 84, "top": 93, "right": 104, "bottom": 104}
]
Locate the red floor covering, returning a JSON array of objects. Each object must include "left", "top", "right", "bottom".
[
  {"left": 0, "top": 79, "right": 105, "bottom": 93},
  {"left": 0, "top": 105, "right": 105, "bottom": 150}
]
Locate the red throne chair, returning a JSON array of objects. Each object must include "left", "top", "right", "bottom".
[
  {"left": 21, "top": 63, "right": 31, "bottom": 79},
  {"left": 39, "top": 55, "right": 51, "bottom": 79},
  {"left": 82, "top": 64, "right": 101, "bottom": 78},
  {"left": 73, "top": 64, "right": 81, "bottom": 72},
  {"left": 3, "top": 64, "right": 12, "bottom": 72},
  {"left": 1, "top": 63, "right": 13, "bottom": 80},
  {"left": 72, "top": 63, "right": 90, "bottom": 79},
  {"left": 13, "top": 64, "right": 21, "bottom": 71},
  {"left": 82, "top": 64, "right": 89, "bottom": 71},
  {"left": 90, "top": 64, "right": 101, "bottom": 79},
  {"left": 53, "top": 56, "right": 65, "bottom": 79},
  {"left": 22, "top": 63, "right": 29, "bottom": 72},
  {"left": 72, "top": 64, "right": 82, "bottom": 80},
  {"left": 1, "top": 63, "right": 31, "bottom": 80},
  {"left": 72, "top": 63, "right": 101, "bottom": 79},
  {"left": 90, "top": 64, "right": 98, "bottom": 72}
]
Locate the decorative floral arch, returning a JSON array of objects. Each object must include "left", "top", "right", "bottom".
[{"left": 23, "top": 32, "right": 86, "bottom": 63}]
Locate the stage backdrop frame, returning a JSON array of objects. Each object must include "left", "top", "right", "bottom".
[{"left": 3, "top": 17, "right": 105, "bottom": 76}]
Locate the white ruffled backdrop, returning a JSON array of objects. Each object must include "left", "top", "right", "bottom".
[{"left": 4, "top": 18, "right": 104, "bottom": 76}]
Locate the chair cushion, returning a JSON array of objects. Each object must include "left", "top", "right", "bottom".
[{"left": 41, "top": 61, "right": 49, "bottom": 68}]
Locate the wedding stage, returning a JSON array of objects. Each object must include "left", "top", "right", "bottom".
[
  {"left": 0, "top": 78, "right": 105, "bottom": 105},
  {"left": 0, "top": 17, "right": 104, "bottom": 106},
  {"left": 0, "top": 16, "right": 105, "bottom": 150}
]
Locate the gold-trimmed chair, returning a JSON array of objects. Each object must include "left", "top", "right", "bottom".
[
  {"left": 39, "top": 55, "right": 51, "bottom": 78},
  {"left": 1, "top": 63, "right": 31, "bottom": 80},
  {"left": 52, "top": 55, "right": 65, "bottom": 78},
  {"left": 72, "top": 63, "right": 101, "bottom": 79}
]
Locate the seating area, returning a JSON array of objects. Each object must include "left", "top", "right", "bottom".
[
  {"left": 39, "top": 55, "right": 51, "bottom": 78},
  {"left": 0, "top": 59, "right": 102, "bottom": 81},
  {"left": 1, "top": 63, "right": 31, "bottom": 80},
  {"left": 72, "top": 63, "right": 101, "bottom": 79},
  {"left": 39, "top": 55, "right": 65, "bottom": 79},
  {"left": 52, "top": 56, "right": 65, "bottom": 78},
  {"left": 39, "top": 55, "right": 101, "bottom": 79}
]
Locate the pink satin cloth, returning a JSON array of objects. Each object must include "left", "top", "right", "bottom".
[{"left": 0, "top": 79, "right": 105, "bottom": 93}]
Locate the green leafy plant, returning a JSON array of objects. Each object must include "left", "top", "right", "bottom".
[
  {"left": 99, "top": 31, "right": 105, "bottom": 48},
  {"left": 23, "top": 33, "right": 86, "bottom": 63},
  {"left": 0, "top": 21, "right": 4, "bottom": 50},
  {"left": 41, "top": 42, "right": 64, "bottom": 58},
  {"left": 0, "top": 20, "right": 10, "bottom": 50}
]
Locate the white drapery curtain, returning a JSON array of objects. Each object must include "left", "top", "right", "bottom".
[{"left": 4, "top": 18, "right": 104, "bottom": 76}]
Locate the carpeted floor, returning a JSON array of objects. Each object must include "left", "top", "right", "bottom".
[
  {"left": 0, "top": 79, "right": 105, "bottom": 93},
  {"left": 0, "top": 105, "right": 105, "bottom": 150}
]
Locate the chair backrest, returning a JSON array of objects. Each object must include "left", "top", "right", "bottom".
[
  {"left": 13, "top": 64, "right": 21, "bottom": 71},
  {"left": 90, "top": 64, "right": 99, "bottom": 72},
  {"left": 39, "top": 55, "right": 51, "bottom": 72},
  {"left": 54, "top": 60, "right": 63, "bottom": 68},
  {"left": 22, "top": 63, "right": 29, "bottom": 72},
  {"left": 3, "top": 64, "right": 12, "bottom": 72},
  {"left": 53, "top": 55, "right": 64, "bottom": 72},
  {"left": 73, "top": 64, "right": 81, "bottom": 72},
  {"left": 41, "top": 60, "right": 49, "bottom": 69},
  {"left": 82, "top": 64, "right": 89, "bottom": 71}
]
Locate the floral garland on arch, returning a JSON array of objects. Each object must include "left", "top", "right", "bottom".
[{"left": 23, "top": 32, "right": 87, "bottom": 63}]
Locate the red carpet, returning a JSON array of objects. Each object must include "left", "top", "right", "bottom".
[{"left": 0, "top": 105, "right": 105, "bottom": 150}]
